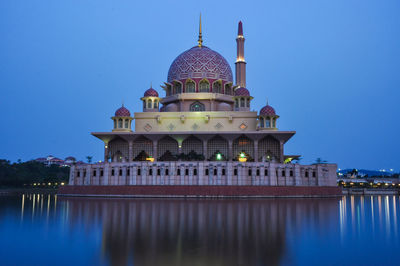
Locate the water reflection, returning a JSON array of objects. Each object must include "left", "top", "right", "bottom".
[
  {"left": 3, "top": 194, "right": 399, "bottom": 266},
  {"left": 338, "top": 195, "right": 399, "bottom": 245},
  {"left": 60, "top": 198, "right": 338, "bottom": 266}
]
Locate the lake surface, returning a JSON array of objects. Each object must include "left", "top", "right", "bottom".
[{"left": 0, "top": 194, "right": 399, "bottom": 266}]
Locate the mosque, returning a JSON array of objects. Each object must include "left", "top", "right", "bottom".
[{"left": 60, "top": 20, "right": 340, "bottom": 197}]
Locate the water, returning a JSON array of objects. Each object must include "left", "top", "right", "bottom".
[{"left": 0, "top": 194, "right": 399, "bottom": 266}]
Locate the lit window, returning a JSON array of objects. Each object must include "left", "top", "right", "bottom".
[
  {"left": 266, "top": 118, "right": 271, "bottom": 127},
  {"left": 225, "top": 84, "right": 232, "bottom": 95},
  {"left": 174, "top": 82, "right": 182, "bottom": 94},
  {"left": 190, "top": 101, "right": 205, "bottom": 112},
  {"left": 240, "top": 98, "right": 245, "bottom": 107},
  {"left": 213, "top": 81, "right": 221, "bottom": 93},
  {"left": 186, "top": 80, "right": 195, "bottom": 92},
  {"left": 199, "top": 80, "right": 210, "bottom": 92}
]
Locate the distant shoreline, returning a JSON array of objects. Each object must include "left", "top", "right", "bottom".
[{"left": 0, "top": 187, "right": 58, "bottom": 195}]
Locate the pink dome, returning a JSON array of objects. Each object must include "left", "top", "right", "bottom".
[
  {"left": 115, "top": 106, "right": 131, "bottom": 117},
  {"left": 260, "top": 105, "right": 276, "bottom": 116},
  {"left": 167, "top": 46, "right": 233, "bottom": 83},
  {"left": 235, "top": 87, "right": 250, "bottom": 96},
  {"left": 144, "top": 87, "right": 159, "bottom": 97}
]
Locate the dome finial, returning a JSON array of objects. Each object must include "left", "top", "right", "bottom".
[
  {"left": 150, "top": 81, "right": 152, "bottom": 88},
  {"left": 198, "top": 13, "right": 203, "bottom": 47},
  {"left": 266, "top": 97, "right": 268, "bottom": 106},
  {"left": 122, "top": 100, "right": 124, "bottom": 107}
]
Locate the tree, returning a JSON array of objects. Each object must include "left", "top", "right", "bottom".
[
  {"left": 315, "top": 158, "right": 327, "bottom": 164},
  {"left": 86, "top": 156, "right": 93, "bottom": 164}
]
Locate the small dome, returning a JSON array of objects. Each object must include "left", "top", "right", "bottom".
[
  {"left": 165, "top": 103, "right": 178, "bottom": 112},
  {"left": 144, "top": 87, "right": 159, "bottom": 97},
  {"left": 218, "top": 102, "right": 231, "bottom": 111},
  {"left": 260, "top": 105, "right": 276, "bottom": 116},
  {"left": 235, "top": 87, "right": 250, "bottom": 96},
  {"left": 115, "top": 106, "right": 131, "bottom": 117}
]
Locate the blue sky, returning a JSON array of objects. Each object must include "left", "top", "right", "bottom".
[{"left": 0, "top": 0, "right": 399, "bottom": 170}]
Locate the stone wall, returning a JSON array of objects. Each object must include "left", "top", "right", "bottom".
[{"left": 69, "top": 162, "right": 337, "bottom": 187}]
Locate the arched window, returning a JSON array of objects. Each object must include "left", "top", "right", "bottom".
[
  {"left": 240, "top": 98, "right": 245, "bottom": 107},
  {"left": 147, "top": 100, "right": 152, "bottom": 109},
  {"left": 246, "top": 98, "right": 250, "bottom": 107},
  {"left": 173, "top": 82, "right": 182, "bottom": 94},
  {"left": 143, "top": 100, "right": 146, "bottom": 109},
  {"left": 199, "top": 80, "right": 210, "bottom": 92},
  {"left": 190, "top": 101, "right": 205, "bottom": 112},
  {"left": 154, "top": 100, "right": 158, "bottom": 109},
  {"left": 124, "top": 119, "right": 128, "bottom": 128},
  {"left": 213, "top": 81, "right": 222, "bottom": 93},
  {"left": 260, "top": 117, "right": 264, "bottom": 128},
  {"left": 224, "top": 84, "right": 232, "bottom": 95},
  {"left": 272, "top": 119, "right": 276, "bottom": 128},
  {"left": 266, "top": 118, "right": 271, "bottom": 128},
  {"left": 118, "top": 119, "right": 123, "bottom": 128},
  {"left": 185, "top": 80, "right": 195, "bottom": 93},
  {"left": 235, "top": 99, "right": 239, "bottom": 108},
  {"left": 114, "top": 120, "right": 117, "bottom": 128},
  {"left": 166, "top": 84, "right": 172, "bottom": 96}
]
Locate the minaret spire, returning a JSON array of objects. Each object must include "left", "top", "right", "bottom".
[
  {"left": 198, "top": 13, "right": 203, "bottom": 47},
  {"left": 235, "top": 20, "right": 246, "bottom": 88}
]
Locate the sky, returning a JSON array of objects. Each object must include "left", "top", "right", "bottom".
[{"left": 0, "top": 0, "right": 399, "bottom": 171}]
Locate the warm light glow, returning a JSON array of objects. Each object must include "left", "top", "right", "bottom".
[
  {"left": 146, "top": 157, "right": 155, "bottom": 162},
  {"left": 61, "top": 182, "right": 65, "bottom": 186},
  {"left": 48, "top": 183, "right": 51, "bottom": 186},
  {"left": 105, "top": 145, "right": 108, "bottom": 148},
  {"left": 239, "top": 157, "right": 247, "bottom": 162},
  {"left": 33, "top": 183, "right": 36, "bottom": 186},
  {"left": 216, "top": 153, "right": 222, "bottom": 160}
]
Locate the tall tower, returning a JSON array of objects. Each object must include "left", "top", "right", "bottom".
[{"left": 235, "top": 21, "right": 246, "bottom": 88}]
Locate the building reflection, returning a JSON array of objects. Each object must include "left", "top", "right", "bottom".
[{"left": 62, "top": 197, "right": 339, "bottom": 266}]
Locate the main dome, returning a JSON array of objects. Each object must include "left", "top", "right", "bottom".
[{"left": 167, "top": 46, "right": 233, "bottom": 83}]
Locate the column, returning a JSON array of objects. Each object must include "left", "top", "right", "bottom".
[
  {"left": 294, "top": 164, "right": 301, "bottom": 186},
  {"left": 103, "top": 164, "right": 110, "bottom": 185},
  {"left": 128, "top": 141, "right": 133, "bottom": 162},
  {"left": 85, "top": 164, "right": 91, "bottom": 185},
  {"left": 104, "top": 141, "right": 109, "bottom": 163},
  {"left": 269, "top": 163, "right": 277, "bottom": 186},
  {"left": 254, "top": 140, "right": 259, "bottom": 162},
  {"left": 131, "top": 165, "right": 137, "bottom": 185},
  {"left": 203, "top": 140, "right": 207, "bottom": 161},
  {"left": 228, "top": 140, "right": 233, "bottom": 161},
  {"left": 227, "top": 162, "right": 233, "bottom": 185},
  {"left": 152, "top": 140, "right": 158, "bottom": 161},
  {"left": 121, "top": 167, "right": 126, "bottom": 185}
]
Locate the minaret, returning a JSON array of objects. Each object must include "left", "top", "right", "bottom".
[{"left": 235, "top": 21, "right": 246, "bottom": 88}]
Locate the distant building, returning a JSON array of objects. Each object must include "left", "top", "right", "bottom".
[{"left": 34, "top": 155, "right": 83, "bottom": 167}]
